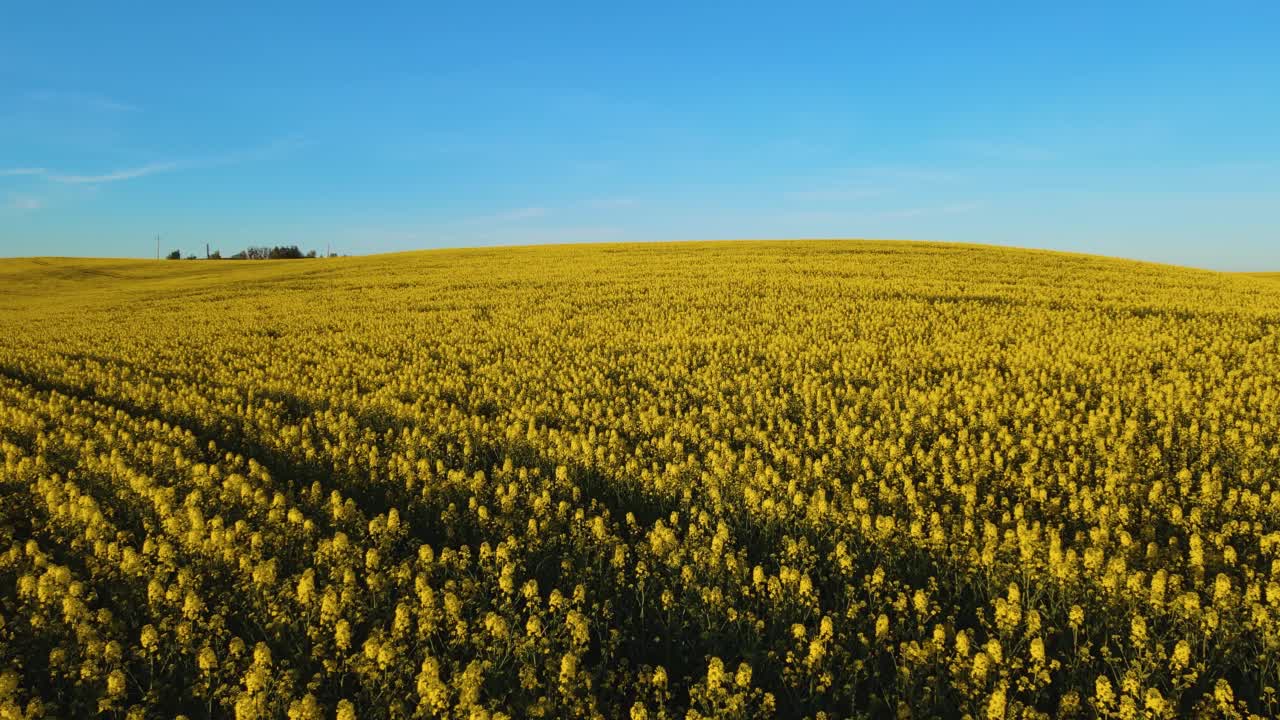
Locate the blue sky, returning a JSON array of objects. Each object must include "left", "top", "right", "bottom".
[{"left": 2, "top": 2, "right": 1278, "bottom": 270}]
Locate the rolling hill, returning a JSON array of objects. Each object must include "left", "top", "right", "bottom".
[{"left": 2, "top": 240, "right": 1279, "bottom": 718}]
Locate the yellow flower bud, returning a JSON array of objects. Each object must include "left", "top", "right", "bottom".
[
  {"left": 107, "top": 669, "right": 127, "bottom": 698},
  {"left": 335, "top": 620, "right": 353, "bottom": 652},
  {"left": 875, "top": 614, "right": 890, "bottom": 642}
]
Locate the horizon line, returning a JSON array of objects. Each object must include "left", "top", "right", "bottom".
[{"left": 0, "top": 237, "right": 1274, "bottom": 276}]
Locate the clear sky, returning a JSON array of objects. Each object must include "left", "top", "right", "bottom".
[{"left": 2, "top": 2, "right": 1277, "bottom": 270}]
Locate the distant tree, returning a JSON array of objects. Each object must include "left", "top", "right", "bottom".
[
  {"left": 306, "top": 249, "right": 317, "bottom": 258},
  {"left": 166, "top": 250, "right": 182, "bottom": 260},
  {"left": 229, "top": 245, "right": 311, "bottom": 260},
  {"left": 268, "top": 245, "right": 304, "bottom": 260},
  {"left": 210, "top": 250, "right": 222, "bottom": 260},
  {"left": 185, "top": 254, "right": 197, "bottom": 260},
  {"left": 329, "top": 252, "right": 338, "bottom": 258}
]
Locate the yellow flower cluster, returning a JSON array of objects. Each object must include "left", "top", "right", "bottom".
[{"left": 1, "top": 242, "right": 1279, "bottom": 718}]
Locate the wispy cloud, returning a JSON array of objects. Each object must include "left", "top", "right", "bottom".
[
  {"left": 3, "top": 135, "right": 306, "bottom": 188},
  {"left": 6, "top": 194, "right": 44, "bottom": 211},
  {"left": 47, "top": 162, "right": 179, "bottom": 184},
  {"left": 1, "top": 163, "right": 176, "bottom": 185},
  {"left": 0, "top": 168, "right": 48, "bottom": 177}
]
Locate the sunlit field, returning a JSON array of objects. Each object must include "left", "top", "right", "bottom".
[{"left": 2, "top": 241, "right": 1280, "bottom": 719}]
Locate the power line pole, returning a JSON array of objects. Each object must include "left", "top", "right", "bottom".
[{"left": 156, "top": 235, "right": 160, "bottom": 260}]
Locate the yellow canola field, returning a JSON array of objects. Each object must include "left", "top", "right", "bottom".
[{"left": 1, "top": 240, "right": 1280, "bottom": 719}]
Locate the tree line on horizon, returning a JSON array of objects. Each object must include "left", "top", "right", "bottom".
[{"left": 166, "top": 246, "right": 338, "bottom": 260}]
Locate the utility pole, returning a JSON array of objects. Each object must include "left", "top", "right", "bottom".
[
  {"left": 156, "top": 235, "right": 160, "bottom": 260},
  {"left": 206, "top": 243, "right": 210, "bottom": 260}
]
